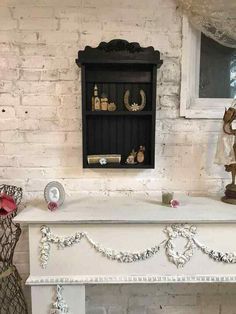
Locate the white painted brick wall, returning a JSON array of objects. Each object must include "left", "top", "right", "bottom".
[{"left": 0, "top": 0, "right": 234, "bottom": 312}]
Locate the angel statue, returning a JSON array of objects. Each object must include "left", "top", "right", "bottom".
[{"left": 215, "top": 100, "right": 236, "bottom": 204}]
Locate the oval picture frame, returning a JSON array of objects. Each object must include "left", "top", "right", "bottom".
[{"left": 44, "top": 181, "right": 65, "bottom": 207}]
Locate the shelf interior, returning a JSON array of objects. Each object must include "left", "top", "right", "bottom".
[
  {"left": 86, "top": 63, "right": 153, "bottom": 83},
  {"left": 85, "top": 115, "right": 153, "bottom": 167},
  {"left": 82, "top": 62, "right": 156, "bottom": 169},
  {"left": 86, "top": 82, "right": 152, "bottom": 112}
]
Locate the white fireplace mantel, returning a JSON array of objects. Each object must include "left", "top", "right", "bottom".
[
  {"left": 15, "top": 195, "right": 236, "bottom": 224},
  {"left": 14, "top": 195, "right": 236, "bottom": 314}
]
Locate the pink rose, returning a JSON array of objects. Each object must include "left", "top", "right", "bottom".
[
  {"left": 48, "top": 202, "right": 58, "bottom": 211},
  {"left": 0, "top": 193, "right": 17, "bottom": 216},
  {"left": 170, "top": 199, "right": 180, "bottom": 208}
]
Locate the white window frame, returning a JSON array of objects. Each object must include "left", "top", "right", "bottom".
[{"left": 180, "top": 15, "right": 234, "bottom": 119}]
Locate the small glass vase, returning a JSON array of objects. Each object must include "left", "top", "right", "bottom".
[{"left": 162, "top": 191, "right": 174, "bottom": 205}]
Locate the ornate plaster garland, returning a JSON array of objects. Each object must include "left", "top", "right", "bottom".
[
  {"left": 40, "top": 225, "right": 161, "bottom": 268},
  {"left": 164, "top": 224, "right": 197, "bottom": 268},
  {"left": 50, "top": 285, "right": 69, "bottom": 314},
  {"left": 40, "top": 224, "right": 236, "bottom": 269}
]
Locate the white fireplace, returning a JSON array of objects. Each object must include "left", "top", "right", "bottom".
[{"left": 15, "top": 195, "right": 236, "bottom": 313}]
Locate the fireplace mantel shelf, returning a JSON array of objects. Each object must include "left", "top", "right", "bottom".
[{"left": 15, "top": 195, "right": 236, "bottom": 224}]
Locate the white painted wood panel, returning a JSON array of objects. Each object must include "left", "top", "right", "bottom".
[
  {"left": 29, "top": 224, "right": 236, "bottom": 278},
  {"left": 31, "top": 285, "right": 85, "bottom": 314},
  {"left": 15, "top": 196, "right": 236, "bottom": 224}
]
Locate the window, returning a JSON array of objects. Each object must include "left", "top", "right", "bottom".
[
  {"left": 200, "top": 34, "right": 236, "bottom": 99},
  {"left": 180, "top": 16, "right": 235, "bottom": 119}
]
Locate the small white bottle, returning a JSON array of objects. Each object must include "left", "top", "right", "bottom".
[{"left": 92, "top": 84, "right": 101, "bottom": 111}]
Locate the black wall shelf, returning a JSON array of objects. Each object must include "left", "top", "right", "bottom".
[{"left": 76, "top": 39, "right": 162, "bottom": 169}]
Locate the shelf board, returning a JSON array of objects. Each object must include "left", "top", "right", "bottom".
[
  {"left": 85, "top": 111, "right": 153, "bottom": 116},
  {"left": 86, "top": 80, "right": 152, "bottom": 83},
  {"left": 84, "top": 163, "right": 154, "bottom": 169}
]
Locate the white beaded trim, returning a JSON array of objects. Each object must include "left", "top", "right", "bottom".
[{"left": 27, "top": 275, "right": 236, "bottom": 285}]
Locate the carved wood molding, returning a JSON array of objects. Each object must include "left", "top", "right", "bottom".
[
  {"left": 97, "top": 39, "right": 145, "bottom": 53},
  {"left": 76, "top": 39, "right": 163, "bottom": 66}
]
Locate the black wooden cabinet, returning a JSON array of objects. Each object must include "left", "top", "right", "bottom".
[{"left": 76, "top": 40, "right": 162, "bottom": 169}]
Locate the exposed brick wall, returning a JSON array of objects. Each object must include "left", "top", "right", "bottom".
[
  {"left": 86, "top": 284, "right": 236, "bottom": 314},
  {"left": 0, "top": 0, "right": 232, "bottom": 313}
]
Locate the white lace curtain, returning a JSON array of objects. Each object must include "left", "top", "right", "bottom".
[{"left": 177, "top": 0, "right": 236, "bottom": 48}]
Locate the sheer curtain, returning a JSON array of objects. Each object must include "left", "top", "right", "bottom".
[
  {"left": 177, "top": 0, "right": 236, "bottom": 48},
  {"left": 176, "top": 1, "right": 236, "bottom": 164}
]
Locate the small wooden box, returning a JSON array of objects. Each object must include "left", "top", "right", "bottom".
[{"left": 87, "top": 154, "right": 121, "bottom": 165}]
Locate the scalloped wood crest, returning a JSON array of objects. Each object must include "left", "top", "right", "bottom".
[{"left": 76, "top": 39, "right": 162, "bottom": 65}]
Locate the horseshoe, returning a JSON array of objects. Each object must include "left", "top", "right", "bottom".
[{"left": 124, "top": 89, "right": 146, "bottom": 112}]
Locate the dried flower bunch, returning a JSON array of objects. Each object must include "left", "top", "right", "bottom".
[{"left": 0, "top": 193, "right": 17, "bottom": 216}]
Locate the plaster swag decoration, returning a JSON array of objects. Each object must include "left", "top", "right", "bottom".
[
  {"left": 50, "top": 285, "right": 69, "bottom": 314},
  {"left": 177, "top": 0, "right": 236, "bottom": 48},
  {"left": 164, "top": 224, "right": 197, "bottom": 268},
  {"left": 40, "top": 224, "right": 236, "bottom": 269},
  {"left": 40, "top": 225, "right": 161, "bottom": 269}
]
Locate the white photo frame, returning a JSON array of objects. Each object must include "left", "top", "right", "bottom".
[{"left": 44, "top": 181, "right": 65, "bottom": 207}]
